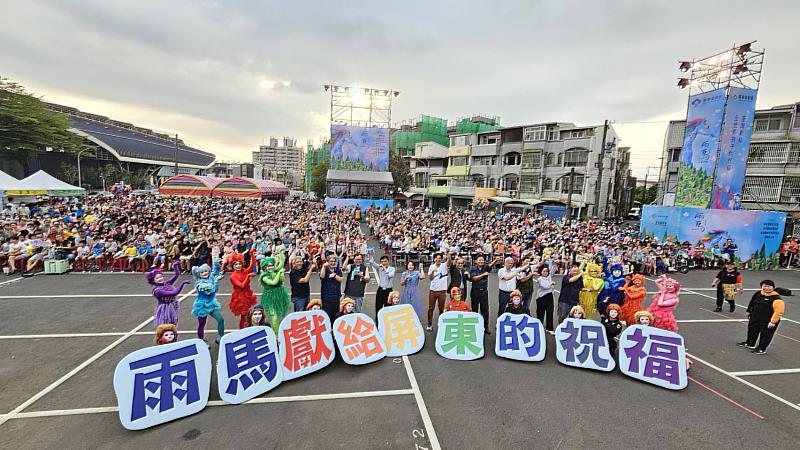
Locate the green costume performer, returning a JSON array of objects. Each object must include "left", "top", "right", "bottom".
[
  {"left": 578, "top": 259, "right": 604, "bottom": 320},
  {"left": 259, "top": 251, "right": 292, "bottom": 334}
]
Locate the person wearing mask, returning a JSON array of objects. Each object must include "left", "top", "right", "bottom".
[
  {"left": 426, "top": 253, "right": 449, "bottom": 331},
  {"left": 343, "top": 254, "right": 370, "bottom": 313},
  {"left": 711, "top": 261, "right": 743, "bottom": 312},
  {"left": 497, "top": 257, "right": 529, "bottom": 318},
  {"left": 369, "top": 255, "right": 396, "bottom": 318},
  {"left": 738, "top": 280, "right": 785, "bottom": 355},
  {"left": 558, "top": 265, "right": 583, "bottom": 324}
]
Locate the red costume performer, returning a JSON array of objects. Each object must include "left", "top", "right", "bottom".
[
  {"left": 228, "top": 250, "right": 258, "bottom": 328},
  {"left": 619, "top": 274, "right": 647, "bottom": 325}
]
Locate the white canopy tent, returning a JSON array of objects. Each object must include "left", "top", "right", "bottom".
[
  {"left": 16, "top": 170, "right": 85, "bottom": 196},
  {"left": 0, "top": 170, "right": 29, "bottom": 209}
]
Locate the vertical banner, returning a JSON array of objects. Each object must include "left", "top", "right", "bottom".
[
  {"left": 674, "top": 88, "right": 727, "bottom": 207},
  {"left": 711, "top": 87, "right": 758, "bottom": 210}
]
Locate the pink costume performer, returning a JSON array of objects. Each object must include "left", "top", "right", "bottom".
[{"left": 647, "top": 274, "right": 681, "bottom": 332}]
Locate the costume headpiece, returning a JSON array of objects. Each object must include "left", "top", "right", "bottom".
[
  {"left": 631, "top": 274, "right": 645, "bottom": 285},
  {"left": 307, "top": 299, "right": 323, "bottom": 310},
  {"left": 191, "top": 264, "right": 211, "bottom": 279},
  {"left": 146, "top": 268, "right": 164, "bottom": 286},
  {"left": 229, "top": 252, "right": 245, "bottom": 268},
  {"left": 587, "top": 263, "right": 601, "bottom": 275},
  {"left": 339, "top": 297, "right": 356, "bottom": 313},
  {"left": 261, "top": 256, "right": 276, "bottom": 269},
  {"left": 450, "top": 287, "right": 462, "bottom": 299},
  {"left": 634, "top": 310, "right": 654, "bottom": 323}
]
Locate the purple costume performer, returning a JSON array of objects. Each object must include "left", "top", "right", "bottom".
[{"left": 146, "top": 261, "right": 191, "bottom": 327}]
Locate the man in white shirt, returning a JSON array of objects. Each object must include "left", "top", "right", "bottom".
[
  {"left": 497, "top": 257, "right": 529, "bottom": 317},
  {"left": 426, "top": 253, "right": 449, "bottom": 331}
]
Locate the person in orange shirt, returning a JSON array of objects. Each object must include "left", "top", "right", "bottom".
[
  {"left": 738, "top": 279, "right": 785, "bottom": 355},
  {"left": 444, "top": 287, "right": 471, "bottom": 312}
]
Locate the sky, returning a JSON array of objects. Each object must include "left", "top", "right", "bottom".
[{"left": 2, "top": 0, "right": 799, "bottom": 178}]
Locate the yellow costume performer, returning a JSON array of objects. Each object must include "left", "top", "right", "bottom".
[{"left": 579, "top": 260, "right": 604, "bottom": 319}]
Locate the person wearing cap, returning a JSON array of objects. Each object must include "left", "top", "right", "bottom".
[{"left": 738, "top": 280, "right": 785, "bottom": 354}]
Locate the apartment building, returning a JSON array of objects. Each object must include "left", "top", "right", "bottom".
[
  {"left": 656, "top": 101, "right": 800, "bottom": 215},
  {"left": 406, "top": 122, "right": 633, "bottom": 218},
  {"left": 210, "top": 161, "right": 255, "bottom": 178},
  {"left": 252, "top": 137, "right": 306, "bottom": 190}
]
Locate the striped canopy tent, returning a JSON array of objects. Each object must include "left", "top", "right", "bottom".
[
  {"left": 212, "top": 177, "right": 289, "bottom": 199},
  {"left": 158, "top": 174, "right": 223, "bottom": 197}
]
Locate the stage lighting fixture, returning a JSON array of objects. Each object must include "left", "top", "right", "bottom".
[
  {"left": 733, "top": 64, "right": 749, "bottom": 75},
  {"left": 736, "top": 43, "right": 752, "bottom": 57},
  {"left": 324, "top": 85, "right": 330, "bottom": 91},
  {"left": 677, "top": 78, "right": 690, "bottom": 89},
  {"left": 679, "top": 61, "right": 692, "bottom": 72}
]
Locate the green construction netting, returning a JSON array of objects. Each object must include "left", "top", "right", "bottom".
[{"left": 391, "top": 115, "right": 449, "bottom": 154}]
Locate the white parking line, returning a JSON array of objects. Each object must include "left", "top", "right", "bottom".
[
  {"left": 728, "top": 368, "right": 800, "bottom": 376},
  {"left": 677, "top": 319, "right": 746, "bottom": 323},
  {"left": 0, "top": 288, "right": 196, "bottom": 427},
  {"left": 0, "top": 329, "right": 259, "bottom": 340},
  {"left": 0, "top": 277, "right": 23, "bottom": 287},
  {"left": 7, "top": 389, "right": 416, "bottom": 420},
  {"left": 402, "top": 355, "right": 441, "bottom": 450},
  {"left": 686, "top": 352, "right": 800, "bottom": 413}
]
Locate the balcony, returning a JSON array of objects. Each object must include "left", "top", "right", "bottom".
[
  {"left": 445, "top": 165, "right": 470, "bottom": 177},
  {"left": 667, "top": 161, "right": 680, "bottom": 173},
  {"left": 426, "top": 185, "right": 450, "bottom": 198},
  {"left": 500, "top": 142, "right": 522, "bottom": 154},
  {"left": 471, "top": 143, "right": 499, "bottom": 157},
  {"left": 450, "top": 185, "right": 475, "bottom": 197},
  {"left": 747, "top": 142, "right": 789, "bottom": 164},
  {"left": 447, "top": 145, "right": 471, "bottom": 157}
]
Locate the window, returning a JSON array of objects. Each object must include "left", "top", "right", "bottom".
[
  {"left": 451, "top": 156, "right": 467, "bottom": 166},
  {"left": 414, "top": 173, "right": 428, "bottom": 188},
  {"left": 504, "top": 153, "right": 521, "bottom": 166},
  {"left": 669, "top": 148, "right": 681, "bottom": 162},
  {"left": 543, "top": 177, "right": 553, "bottom": 190},
  {"left": 794, "top": 114, "right": 800, "bottom": 129},
  {"left": 743, "top": 176, "right": 781, "bottom": 202},
  {"left": 547, "top": 130, "right": 559, "bottom": 141},
  {"left": 544, "top": 153, "right": 555, "bottom": 166},
  {"left": 555, "top": 180, "right": 560, "bottom": 191},
  {"left": 564, "top": 148, "right": 589, "bottom": 167},
  {"left": 754, "top": 117, "right": 783, "bottom": 132},
  {"left": 488, "top": 178, "right": 496, "bottom": 188},
  {"left": 479, "top": 134, "right": 499, "bottom": 144},
  {"left": 450, "top": 135, "right": 471, "bottom": 146},
  {"left": 472, "top": 176, "right": 485, "bottom": 188},
  {"left": 560, "top": 174, "right": 585, "bottom": 193},
  {"left": 557, "top": 154, "right": 563, "bottom": 166},
  {"left": 566, "top": 130, "right": 587, "bottom": 139},
  {"left": 522, "top": 151, "right": 542, "bottom": 168},
  {"left": 503, "top": 175, "right": 519, "bottom": 191},
  {"left": 523, "top": 126, "right": 547, "bottom": 142},
  {"left": 519, "top": 175, "right": 539, "bottom": 194}
]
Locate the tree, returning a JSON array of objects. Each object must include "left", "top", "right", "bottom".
[
  {"left": 0, "top": 77, "right": 85, "bottom": 171},
  {"left": 311, "top": 160, "right": 329, "bottom": 198},
  {"left": 635, "top": 184, "right": 658, "bottom": 204},
  {"left": 389, "top": 153, "right": 411, "bottom": 193},
  {"left": 60, "top": 162, "right": 79, "bottom": 184}
]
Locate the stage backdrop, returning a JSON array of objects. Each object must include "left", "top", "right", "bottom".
[
  {"left": 324, "top": 198, "right": 394, "bottom": 210},
  {"left": 329, "top": 125, "right": 390, "bottom": 172},
  {"left": 640, "top": 205, "right": 787, "bottom": 268},
  {"left": 711, "top": 87, "right": 758, "bottom": 211},
  {"left": 674, "top": 88, "right": 727, "bottom": 208}
]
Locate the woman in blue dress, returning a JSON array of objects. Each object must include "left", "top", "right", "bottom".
[
  {"left": 191, "top": 260, "right": 225, "bottom": 344},
  {"left": 400, "top": 261, "right": 425, "bottom": 320}
]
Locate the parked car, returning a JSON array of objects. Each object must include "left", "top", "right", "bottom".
[{"left": 627, "top": 207, "right": 641, "bottom": 219}]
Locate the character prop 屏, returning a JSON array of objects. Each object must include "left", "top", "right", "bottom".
[
  {"left": 228, "top": 250, "right": 258, "bottom": 329},
  {"left": 619, "top": 274, "right": 647, "bottom": 325},
  {"left": 578, "top": 261, "right": 605, "bottom": 319},
  {"left": 647, "top": 274, "right": 681, "bottom": 332},
  {"left": 154, "top": 323, "right": 178, "bottom": 345},
  {"left": 259, "top": 251, "right": 291, "bottom": 334},
  {"left": 146, "top": 261, "right": 191, "bottom": 328}
]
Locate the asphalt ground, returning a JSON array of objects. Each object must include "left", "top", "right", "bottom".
[{"left": 1, "top": 263, "right": 799, "bottom": 449}]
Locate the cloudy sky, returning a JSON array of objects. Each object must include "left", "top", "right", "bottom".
[{"left": 2, "top": 0, "right": 798, "bottom": 177}]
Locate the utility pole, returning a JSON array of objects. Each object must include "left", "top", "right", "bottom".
[
  {"left": 565, "top": 167, "right": 576, "bottom": 221},
  {"left": 174, "top": 134, "right": 179, "bottom": 176},
  {"left": 593, "top": 120, "right": 609, "bottom": 219}
]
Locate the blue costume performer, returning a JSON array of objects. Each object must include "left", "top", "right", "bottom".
[
  {"left": 598, "top": 263, "right": 626, "bottom": 316},
  {"left": 191, "top": 260, "right": 225, "bottom": 344}
]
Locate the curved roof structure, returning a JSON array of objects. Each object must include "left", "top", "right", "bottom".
[
  {"left": 68, "top": 117, "right": 216, "bottom": 168},
  {"left": 213, "top": 177, "right": 288, "bottom": 199},
  {"left": 159, "top": 174, "right": 223, "bottom": 197}
]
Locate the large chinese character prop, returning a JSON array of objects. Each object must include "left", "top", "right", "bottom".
[
  {"left": 333, "top": 313, "right": 386, "bottom": 365},
  {"left": 278, "top": 311, "right": 335, "bottom": 380},
  {"left": 113, "top": 339, "right": 211, "bottom": 430},
  {"left": 435, "top": 311, "right": 484, "bottom": 360},
  {"left": 555, "top": 318, "right": 615, "bottom": 372},
  {"left": 378, "top": 304, "right": 425, "bottom": 357},
  {"left": 216, "top": 327, "right": 283, "bottom": 404},
  {"left": 495, "top": 313, "right": 546, "bottom": 362},
  {"left": 619, "top": 325, "right": 688, "bottom": 390}
]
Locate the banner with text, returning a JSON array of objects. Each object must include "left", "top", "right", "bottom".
[
  {"left": 674, "top": 88, "right": 727, "bottom": 207},
  {"left": 330, "top": 125, "right": 390, "bottom": 172},
  {"left": 640, "top": 205, "right": 787, "bottom": 268},
  {"left": 711, "top": 87, "right": 758, "bottom": 210}
]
